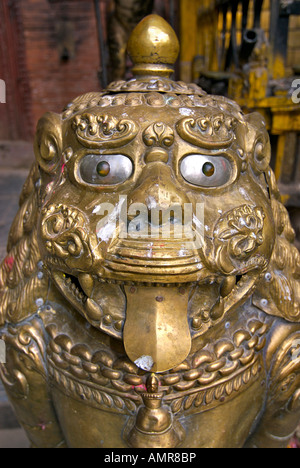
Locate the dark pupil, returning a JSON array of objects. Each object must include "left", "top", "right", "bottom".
[
  {"left": 97, "top": 161, "right": 110, "bottom": 177},
  {"left": 202, "top": 162, "right": 215, "bottom": 177}
]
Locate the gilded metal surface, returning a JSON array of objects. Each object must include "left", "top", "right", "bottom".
[{"left": 0, "top": 15, "right": 300, "bottom": 448}]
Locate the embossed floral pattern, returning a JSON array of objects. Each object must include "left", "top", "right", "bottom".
[
  {"left": 218, "top": 206, "right": 265, "bottom": 259},
  {"left": 143, "top": 122, "right": 174, "bottom": 147},
  {"left": 41, "top": 203, "right": 94, "bottom": 270},
  {"left": 72, "top": 113, "right": 138, "bottom": 148},
  {"left": 213, "top": 205, "right": 266, "bottom": 274}
]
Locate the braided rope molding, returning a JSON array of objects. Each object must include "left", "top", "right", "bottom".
[
  {"left": 48, "top": 354, "right": 263, "bottom": 416},
  {"left": 48, "top": 360, "right": 140, "bottom": 415},
  {"left": 46, "top": 315, "right": 270, "bottom": 391},
  {"left": 166, "top": 356, "right": 263, "bottom": 414}
]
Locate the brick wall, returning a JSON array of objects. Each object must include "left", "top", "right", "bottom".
[
  {"left": 0, "top": 0, "right": 174, "bottom": 142},
  {"left": 0, "top": 0, "right": 32, "bottom": 140},
  {"left": 21, "top": 0, "right": 103, "bottom": 134},
  {"left": 0, "top": 0, "right": 104, "bottom": 140}
]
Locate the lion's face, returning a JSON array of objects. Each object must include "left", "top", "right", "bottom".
[{"left": 34, "top": 94, "right": 275, "bottom": 372}]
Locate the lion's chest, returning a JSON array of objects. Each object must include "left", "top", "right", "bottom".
[{"left": 43, "top": 306, "right": 269, "bottom": 448}]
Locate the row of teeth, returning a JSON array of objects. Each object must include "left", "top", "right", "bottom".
[
  {"left": 64, "top": 273, "right": 190, "bottom": 294},
  {"left": 63, "top": 272, "right": 200, "bottom": 292},
  {"left": 97, "top": 278, "right": 197, "bottom": 288},
  {"left": 69, "top": 274, "right": 196, "bottom": 289},
  {"left": 62, "top": 272, "right": 225, "bottom": 293},
  {"left": 61, "top": 271, "right": 247, "bottom": 301},
  {"left": 64, "top": 276, "right": 86, "bottom": 302}
]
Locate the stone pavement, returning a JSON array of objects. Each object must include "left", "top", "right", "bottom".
[
  {"left": 0, "top": 141, "right": 32, "bottom": 448},
  {"left": 0, "top": 140, "right": 33, "bottom": 259},
  {"left": 0, "top": 385, "right": 29, "bottom": 447},
  {"left": 0, "top": 168, "right": 29, "bottom": 259}
]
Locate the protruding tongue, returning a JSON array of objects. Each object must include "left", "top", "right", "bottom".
[{"left": 123, "top": 285, "right": 191, "bottom": 373}]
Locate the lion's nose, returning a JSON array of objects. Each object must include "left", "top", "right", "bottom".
[{"left": 127, "top": 162, "right": 190, "bottom": 224}]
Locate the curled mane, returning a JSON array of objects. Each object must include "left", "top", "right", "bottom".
[
  {"left": 253, "top": 168, "right": 300, "bottom": 322},
  {"left": 0, "top": 163, "right": 49, "bottom": 325}
]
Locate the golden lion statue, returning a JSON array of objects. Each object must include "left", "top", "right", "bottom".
[{"left": 0, "top": 16, "right": 300, "bottom": 448}]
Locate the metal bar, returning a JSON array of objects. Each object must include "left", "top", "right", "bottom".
[
  {"left": 275, "top": 134, "right": 286, "bottom": 181},
  {"left": 269, "top": 0, "right": 289, "bottom": 78},
  {"left": 294, "top": 134, "right": 300, "bottom": 183},
  {"left": 269, "top": 0, "right": 280, "bottom": 46},
  {"left": 94, "top": 0, "right": 108, "bottom": 89},
  {"left": 274, "top": 13, "right": 290, "bottom": 67},
  {"left": 169, "top": 0, "right": 175, "bottom": 30},
  {"left": 253, "top": 0, "right": 263, "bottom": 28},
  {"left": 220, "top": 2, "right": 228, "bottom": 70},
  {"left": 241, "top": 0, "right": 250, "bottom": 37},
  {"left": 225, "top": 0, "right": 239, "bottom": 69}
]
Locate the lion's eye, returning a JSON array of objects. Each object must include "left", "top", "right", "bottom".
[
  {"left": 80, "top": 154, "right": 133, "bottom": 185},
  {"left": 180, "top": 155, "right": 232, "bottom": 187}
]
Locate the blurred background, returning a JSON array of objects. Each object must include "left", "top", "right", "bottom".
[{"left": 0, "top": 0, "right": 299, "bottom": 447}]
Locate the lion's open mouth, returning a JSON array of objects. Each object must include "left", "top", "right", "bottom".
[
  {"left": 50, "top": 267, "right": 255, "bottom": 328},
  {"left": 49, "top": 265, "right": 259, "bottom": 373},
  {"left": 51, "top": 268, "right": 201, "bottom": 323},
  {"left": 50, "top": 269, "right": 194, "bottom": 372}
]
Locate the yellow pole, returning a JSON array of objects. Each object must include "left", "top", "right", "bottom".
[{"left": 179, "top": 0, "right": 198, "bottom": 82}]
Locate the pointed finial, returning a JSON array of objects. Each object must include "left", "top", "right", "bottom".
[{"left": 127, "top": 14, "right": 180, "bottom": 78}]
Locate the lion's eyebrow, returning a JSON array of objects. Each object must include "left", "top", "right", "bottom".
[
  {"left": 176, "top": 115, "right": 237, "bottom": 149},
  {"left": 72, "top": 113, "right": 139, "bottom": 149}
]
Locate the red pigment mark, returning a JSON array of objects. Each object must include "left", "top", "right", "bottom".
[
  {"left": 61, "top": 163, "right": 66, "bottom": 173},
  {"left": 38, "top": 422, "right": 47, "bottom": 431},
  {"left": 133, "top": 384, "right": 147, "bottom": 391},
  {"left": 4, "top": 257, "right": 14, "bottom": 271}
]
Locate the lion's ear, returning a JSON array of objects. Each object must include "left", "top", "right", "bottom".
[
  {"left": 253, "top": 167, "right": 300, "bottom": 323},
  {"left": 244, "top": 112, "right": 271, "bottom": 173},
  {"left": 34, "top": 112, "right": 62, "bottom": 174}
]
